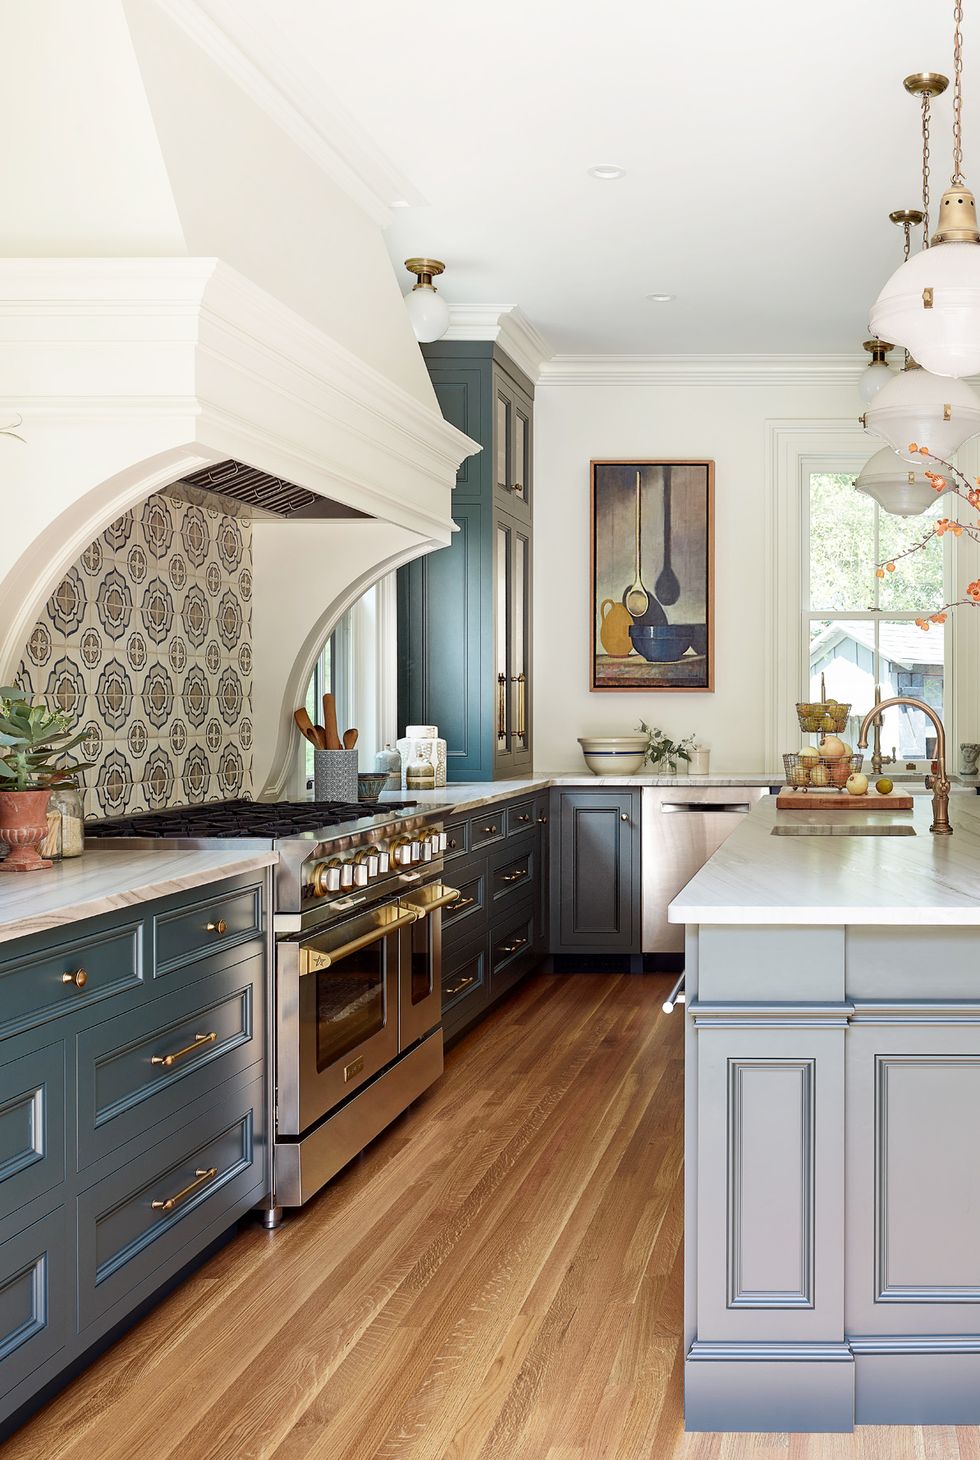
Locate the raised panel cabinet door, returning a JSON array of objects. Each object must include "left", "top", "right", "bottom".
[
  {"left": 0, "top": 1042, "right": 65, "bottom": 1226},
  {"left": 0, "top": 1207, "right": 68, "bottom": 1404},
  {"left": 493, "top": 510, "right": 533, "bottom": 777},
  {"left": 397, "top": 499, "right": 491, "bottom": 781},
  {"left": 425, "top": 367, "right": 484, "bottom": 499},
  {"left": 553, "top": 790, "right": 639, "bottom": 952}
]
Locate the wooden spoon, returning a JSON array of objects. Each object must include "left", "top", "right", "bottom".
[
  {"left": 294, "top": 707, "right": 322, "bottom": 746},
  {"left": 342, "top": 728, "right": 358, "bottom": 750},
  {"left": 322, "top": 693, "right": 342, "bottom": 750}
]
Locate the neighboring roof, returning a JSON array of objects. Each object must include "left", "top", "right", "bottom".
[{"left": 809, "top": 618, "right": 945, "bottom": 668}]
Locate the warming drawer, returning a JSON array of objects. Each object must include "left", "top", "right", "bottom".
[{"left": 641, "top": 786, "right": 774, "bottom": 952}]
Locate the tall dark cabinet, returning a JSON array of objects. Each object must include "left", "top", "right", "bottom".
[{"left": 397, "top": 341, "right": 534, "bottom": 781}]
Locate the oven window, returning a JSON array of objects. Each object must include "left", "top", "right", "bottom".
[
  {"left": 316, "top": 943, "right": 386, "bottom": 1071},
  {"left": 410, "top": 920, "right": 434, "bottom": 1006}
]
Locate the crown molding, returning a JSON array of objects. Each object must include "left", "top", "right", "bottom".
[
  {"left": 444, "top": 304, "right": 554, "bottom": 383},
  {"left": 149, "top": 0, "right": 422, "bottom": 225},
  {"left": 536, "top": 353, "right": 871, "bottom": 387}
]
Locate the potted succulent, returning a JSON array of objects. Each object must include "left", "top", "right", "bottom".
[{"left": 0, "top": 688, "right": 94, "bottom": 872}]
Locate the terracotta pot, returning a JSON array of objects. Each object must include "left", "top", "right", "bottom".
[{"left": 0, "top": 788, "right": 53, "bottom": 872}]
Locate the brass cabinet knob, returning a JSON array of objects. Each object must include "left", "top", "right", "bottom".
[
  {"left": 620, "top": 813, "right": 630, "bottom": 822},
  {"left": 537, "top": 815, "right": 548, "bottom": 825},
  {"left": 480, "top": 824, "right": 499, "bottom": 836},
  {"left": 62, "top": 968, "right": 88, "bottom": 989},
  {"left": 207, "top": 919, "right": 227, "bottom": 934}
]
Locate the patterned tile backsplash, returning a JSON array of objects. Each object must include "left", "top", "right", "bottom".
[{"left": 16, "top": 486, "right": 253, "bottom": 819}]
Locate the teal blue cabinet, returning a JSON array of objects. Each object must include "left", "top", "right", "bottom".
[
  {"left": 0, "top": 870, "right": 268, "bottom": 1436},
  {"left": 398, "top": 342, "right": 534, "bottom": 782},
  {"left": 551, "top": 789, "right": 641, "bottom": 955}
]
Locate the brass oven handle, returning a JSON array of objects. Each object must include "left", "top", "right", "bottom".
[
  {"left": 299, "top": 907, "right": 420, "bottom": 975},
  {"left": 398, "top": 885, "right": 461, "bottom": 919},
  {"left": 499, "top": 936, "right": 527, "bottom": 956},
  {"left": 207, "top": 919, "right": 227, "bottom": 934},
  {"left": 500, "top": 868, "right": 528, "bottom": 882},
  {"left": 151, "top": 1031, "right": 217, "bottom": 1068},
  {"left": 445, "top": 974, "right": 477, "bottom": 997},
  {"left": 152, "top": 1166, "right": 218, "bottom": 1214},
  {"left": 61, "top": 969, "right": 88, "bottom": 989}
]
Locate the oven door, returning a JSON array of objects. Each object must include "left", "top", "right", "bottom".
[
  {"left": 398, "top": 883, "right": 460, "bottom": 1048},
  {"left": 277, "top": 900, "right": 419, "bottom": 1135}
]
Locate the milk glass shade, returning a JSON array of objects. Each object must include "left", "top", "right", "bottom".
[
  {"left": 404, "top": 285, "right": 450, "bottom": 343},
  {"left": 862, "top": 367, "right": 980, "bottom": 461},
  {"left": 870, "top": 242, "right": 980, "bottom": 377},
  {"left": 855, "top": 446, "right": 944, "bottom": 515},
  {"left": 858, "top": 359, "right": 895, "bottom": 404}
]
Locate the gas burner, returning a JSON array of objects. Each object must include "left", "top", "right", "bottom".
[{"left": 85, "top": 797, "right": 416, "bottom": 840}]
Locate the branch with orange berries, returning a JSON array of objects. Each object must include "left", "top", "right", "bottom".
[{"left": 875, "top": 443, "right": 980, "bottom": 629}]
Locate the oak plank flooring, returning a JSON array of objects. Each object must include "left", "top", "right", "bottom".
[{"left": 4, "top": 971, "right": 975, "bottom": 1459}]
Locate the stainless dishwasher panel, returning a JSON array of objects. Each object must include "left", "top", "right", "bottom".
[{"left": 641, "top": 786, "right": 772, "bottom": 951}]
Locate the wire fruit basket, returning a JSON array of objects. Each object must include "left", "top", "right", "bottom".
[
  {"left": 795, "top": 701, "right": 851, "bottom": 734},
  {"left": 782, "top": 752, "right": 865, "bottom": 791}
]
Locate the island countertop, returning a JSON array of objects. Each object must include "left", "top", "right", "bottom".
[
  {"left": 668, "top": 792, "right": 980, "bottom": 927},
  {"left": 0, "top": 846, "right": 278, "bottom": 944}
]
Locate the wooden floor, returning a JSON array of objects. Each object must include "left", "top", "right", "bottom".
[{"left": 6, "top": 972, "right": 978, "bottom": 1459}]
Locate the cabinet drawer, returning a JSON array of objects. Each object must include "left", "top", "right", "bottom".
[
  {"left": 77, "top": 1073, "right": 265, "bottom": 1330},
  {"left": 506, "top": 800, "right": 536, "bottom": 837},
  {"left": 76, "top": 960, "right": 262, "bottom": 1171},
  {"left": 490, "top": 901, "right": 537, "bottom": 998},
  {"left": 153, "top": 880, "right": 263, "bottom": 978},
  {"left": 0, "top": 921, "right": 143, "bottom": 1043},
  {"left": 443, "top": 818, "right": 470, "bottom": 860},
  {"left": 0, "top": 1208, "right": 68, "bottom": 1401},
  {"left": 469, "top": 808, "right": 506, "bottom": 850},
  {"left": 441, "top": 866, "right": 486, "bottom": 943},
  {"left": 0, "top": 1043, "right": 65, "bottom": 1222},
  {"left": 489, "top": 837, "right": 536, "bottom": 907},
  {"left": 442, "top": 938, "right": 489, "bottom": 1022}
]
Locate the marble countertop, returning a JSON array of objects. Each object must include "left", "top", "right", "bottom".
[
  {"left": 0, "top": 847, "right": 278, "bottom": 945},
  {"left": 380, "top": 771, "right": 785, "bottom": 816},
  {"left": 669, "top": 793, "right": 980, "bottom": 927}
]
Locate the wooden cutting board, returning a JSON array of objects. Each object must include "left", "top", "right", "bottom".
[{"left": 776, "top": 786, "right": 914, "bottom": 811}]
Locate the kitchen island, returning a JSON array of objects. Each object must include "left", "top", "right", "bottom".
[{"left": 669, "top": 793, "right": 980, "bottom": 1432}]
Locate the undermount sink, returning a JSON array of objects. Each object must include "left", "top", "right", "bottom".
[{"left": 771, "top": 823, "right": 916, "bottom": 837}]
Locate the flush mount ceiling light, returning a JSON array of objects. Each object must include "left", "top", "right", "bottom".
[
  {"left": 871, "top": 17, "right": 980, "bottom": 378},
  {"left": 587, "top": 164, "right": 626, "bottom": 180},
  {"left": 855, "top": 445, "right": 946, "bottom": 515},
  {"left": 858, "top": 338, "right": 896, "bottom": 404},
  {"left": 646, "top": 292, "right": 676, "bottom": 303},
  {"left": 403, "top": 257, "right": 450, "bottom": 343}
]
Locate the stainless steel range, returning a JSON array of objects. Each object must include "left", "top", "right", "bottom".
[{"left": 86, "top": 798, "right": 459, "bottom": 1226}]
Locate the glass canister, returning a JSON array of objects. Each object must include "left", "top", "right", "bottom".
[
  {"left": 406, "top": 749, "right": 435, "bottom": 791},
  {"left": 40, "top": 782, "right": 85, "bottom": 860}
]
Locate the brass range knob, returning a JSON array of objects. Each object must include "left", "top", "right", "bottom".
[{"left": 311, "top": 859, "right": 343, "bottom": 896}]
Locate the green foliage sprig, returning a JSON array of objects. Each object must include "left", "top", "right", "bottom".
[
  {"left": 0, "top": 687, "right": 94, "bottom": 792},
  {"left": 636, "top": 721, "right": 695, "bottom": 773}
]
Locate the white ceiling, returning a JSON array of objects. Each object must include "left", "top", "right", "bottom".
[{"left": 224, "top": 0, "right": 966, "bottom": 355}]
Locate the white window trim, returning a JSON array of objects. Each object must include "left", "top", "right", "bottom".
[{"left": 763, "top": 420, "right": 964, "bottom": 769}]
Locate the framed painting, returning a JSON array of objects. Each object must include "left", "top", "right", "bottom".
[{"left": 590, "top": 459, "right": 714, "bottom": 692}]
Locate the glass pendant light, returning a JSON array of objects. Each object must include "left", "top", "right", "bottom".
[
  {"left": 871, "top": 18, "right": 980, "bottom": 376},
  {"left": 855, "top": 445, "right": 946, "bottom": 515},
  {"left": 862, "top": 358, "right": 980, "bottom": 461},
  {"left": 858, "top": 339, "right": 896, "bottom": 404},
  {"left": 403, "top": 258, "right": 450, "bottom": 342}
]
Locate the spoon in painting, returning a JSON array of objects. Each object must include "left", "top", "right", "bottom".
[
  {"left": 623, "top": 469, "right": 650, "bottom": 618},
  {"left": 655, "top": 464, "right": 681, "bottom": 606}
]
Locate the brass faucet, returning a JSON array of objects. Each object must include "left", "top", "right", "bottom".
[
  {"left": 869, "top": 684, "right": 897, "bottom": 778},
  {"left": 857, "top": 696, "right": 952, "bottom": 835}
]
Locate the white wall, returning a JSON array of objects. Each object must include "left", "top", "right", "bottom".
[{"left": 532, "top": 378, "right": 861, "bottom": 772}]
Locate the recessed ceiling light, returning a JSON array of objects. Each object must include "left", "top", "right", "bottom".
[
  {"left": 588, "top": 164, "right": 626, "bottom": 180},
  {"left": 646, "top": 293, "right": 677, "bottom": 303}
]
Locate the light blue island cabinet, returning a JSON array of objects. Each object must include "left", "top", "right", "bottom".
[
  {"left": 670, "top": 793, "right": 980, "bottom": 1433},
  {"left": 0, "top": 851, "right": 274, "bottom": 1436}
]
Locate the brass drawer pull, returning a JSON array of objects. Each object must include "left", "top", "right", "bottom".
[
  {"left": 61, "top": 968, "right": 88, "bottom": 989},
  {"left": 445, "top": 973, "right": 477, "bottom": 997},
  {"left": 500, "top": 868, "right": 528, "bottom": 882},
  {"left": 152, "top": 1166, "right": 218, "bottom": 1214},
  {"left": 152, "top": 1031, "right": 217, "bottom": 1068},
  {"left": 207, "top": 919, "right": 227, "bottom": 934},
  {"left": 499, "top": 936, "right": 527, "bottom": 956},
  {"left": 449, "top": 895, "right": 476, "bottom": 912},
  {"left": 480, "top": 824, "right": 499, "bottom": 836}
]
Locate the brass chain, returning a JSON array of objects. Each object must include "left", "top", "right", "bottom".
[
  {"left": 903, "top": 218, "right": 913, "bottom": 262},
  {"left": 921, "top": 93, "right": 932, "bottom": 246},
  {"left": 952, "top": 0, "right": 965, "bottom": 183}
]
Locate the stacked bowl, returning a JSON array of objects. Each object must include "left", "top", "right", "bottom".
[{"left": 577, "top": 736, "right": 648, "bottom": 775}]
